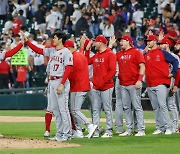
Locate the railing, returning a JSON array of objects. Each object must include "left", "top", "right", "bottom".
[
  {"left": 0, "top": 87, "right": 150, "bottom": 100},
  {"left": 0, "top": 87, "right": 46, "bottom": 94}
]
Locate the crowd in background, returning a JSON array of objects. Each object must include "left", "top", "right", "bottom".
[{"left": 0, "top": 0, "right": 180, "bottom": 89}]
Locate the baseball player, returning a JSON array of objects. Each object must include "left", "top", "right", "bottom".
[
  {"left": 0, "top": 40, "right": 23, "bottom": 138},
  {"left": 80, "top": 36, "right": 105, "bottom": 137},
  {"left": 174, "top": 40, "right": 180, "bottom": 115},
  {"left": 43, "top": 60, "right": 53, "bottom": 137},
  {"left": 64, "top": 39, "right": 97, "bottom": 139},
  {"left": 144, "top": 35, "right": 178, "bottom": 135},
  {"left": 159, "top": 38, "right": 180, "bottom": 133},
  {"left": 24, "top": 30, "right": 73, "bottom": 141},
  {"left": 85, "top": 35, "right": 116, "bottom": 138},
  {"left": 115, "top": 35, "right": 145, "bottom": 136}
]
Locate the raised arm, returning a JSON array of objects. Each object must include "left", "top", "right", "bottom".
[{"left": 5, "top": 43, "right": 23, "bottom": 58}]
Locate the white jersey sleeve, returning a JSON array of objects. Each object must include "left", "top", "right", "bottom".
[
  {"left": 46, "top": 60, "right": 51, "bottom": 74},
  {"left": 44, "top": 48, "right": 55, "bottom": 58},
  {"left": 0, "top": 52, "right": 5, "bottom": 60},
  {"left": 63, "top": 48, "right": 73, "bottom": 66}
]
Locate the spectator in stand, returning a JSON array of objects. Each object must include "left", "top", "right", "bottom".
[
  {"left": 12, "top": 13, "right": 22, "bottom": 35},
  {"left": 128, "top": 0, "right": 140, "bottom": 24},
  {"left": 109, "top": 9, "right": 117, "bottom": 24},
  {"left": 70, "top": 4, "right": 82, "bottom": 32},
  {"left": 34, "top": 4, "right": 46, "bottom": 33},
  {"left": 0, "top": 59, "right": 10, "bottom": 89},
  {"left": 11, "top": 34, "right": 21, "bottom": 48},
  {"left": 100, "top": 17, "right": 115, "bottom": 38},
  {"left": 89, "top": 7, "right": 99, "bottom": 37},
  {"left": 75, "top": 12, "right": 90, "bottom": 38},
  {"left": 0, "top": 0, "right": 9, "bottom": 20},
  {"left": 14, "top": 65, "right": 27, "bottom": 88},
  {"left": 12, "top": 0, "right": 35, "bottom": 18},
  {"left": 18, "top": 10, "right": 26, "bottom": 27},
  {"left": 160, "top": 0, "right": 176, "bottom": 20},
  {"left": 64, "top": 0, "right": 73, "bottom": 34},
  {"left": 33, "top": 37, "right": 45, "bottom": 73},
  {"left": 45, "top": 4, "right": 63, "bottom": 36}
]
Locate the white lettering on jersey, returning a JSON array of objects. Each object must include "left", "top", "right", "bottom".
[
  {"left": 120, "top": 55, "right": 131, "bottom": 60},
  {"left": 94, "top": 58, "right": 104, "bottom": 63},
  {"left": 51, "top": 56, "right": 63, "bottom": 63}
]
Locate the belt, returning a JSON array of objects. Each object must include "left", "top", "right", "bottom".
[{"left": 50, "top": 76, "right": 61, "bottom": 80}]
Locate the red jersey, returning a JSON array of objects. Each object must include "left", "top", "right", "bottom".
[
  {"left": 0, "top": 61, "right": 10, "bottom": 74},
  {"left": 86, "top": 48, "right": 116, "bottom": 90},
  {"left": 144, "top": 47, "right": 178, "bottom": 87},
  {"left": 16, "top": 66, "right": 26, "bottom": 82},
  {"left": 116, "top": 47, "right": 145, "bottom": 86},
  {"left": 69, "top": 51, "right": 90, "bottom": 92},
  {"left": 12, "top": 19, "right": 22, "bottom": 34}
]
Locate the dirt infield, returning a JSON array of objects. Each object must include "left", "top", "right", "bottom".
[
  {"left": 0, "top": 136, "right": 80, "bottom": 150},
  {"left": 0, "top": 116, "right": 156, "bottom": 123}
]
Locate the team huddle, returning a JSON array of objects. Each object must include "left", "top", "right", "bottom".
[{"left": 0, "top": 30, "right": 180, "bottom": 141}]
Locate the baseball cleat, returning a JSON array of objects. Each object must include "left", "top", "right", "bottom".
[
  {"left": 152, "top": 130, "right": 162, "bottom": 135},
  {"left": 93, "top": 131, "right": 99, "bottom": 138},
  {"left": 101, "top": 133, "right": 112, "bottom": 138},
  {"left": 44, "top": 131, "right": 50, "bottom": 137},
  {"left": 135, "top": 131, "right": 146, "bottom": 137},
  {"left": 72, "top": 130, "right": 84, "bottom": 138},
  {"left": 119, "top": 131, "right": 132, "bottom": 136},
  {"left": 164, "top": 129, "right": 172, "bottom": 135},
  {"left": 87, "top": 124, "right": 98, "bottom": 139}
]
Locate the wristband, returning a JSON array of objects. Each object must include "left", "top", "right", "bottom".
[{"left": 138, "top": 74, "right": 144, "bottom": 81}]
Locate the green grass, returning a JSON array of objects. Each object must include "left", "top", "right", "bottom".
[
  {"left": 0, "top": 110, "right": 155, "bottom": 119},
  {"left": 0, "top": 110, "right": 180, "bottom": 154}
]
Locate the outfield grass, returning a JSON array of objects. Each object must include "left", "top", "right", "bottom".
[
  {"left": 0, "top": 110, "right": 180, "bottom": 154},
  {"left": 0, "top": 110, "right": 155, "bottom": 119}
]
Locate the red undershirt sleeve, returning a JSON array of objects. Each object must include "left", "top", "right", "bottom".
[
  {"left": 4, "top": 43, "right": 23, "bottom": 58},
  {"left": 26, "top": 40, "right": 44, "bottom": 55},
  {"left": 60, "top": 65, "right": 73, "bottom": 85}
]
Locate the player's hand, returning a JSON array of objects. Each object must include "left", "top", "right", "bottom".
[
  {"left": 80, "top": 36, "right": 86, "bottom": 49},
  {"left": 56, "top": 84, "right": 64, "bottom": 95},
  {"left": 158, "top": 30, "right": 164, "bottom": 41},
  {"left": 168, "top": 73, "right": 174, "bottom": 78},
  {"left": 108, "top": 36, "right": 116, "bottom": 48},
  {"left": 20, "top": 30, "right": 28, "bottom": 43},
  {"left": 135, "top": 81, "right": 142, "bottom": 90},
  {"left": 171, "top": 86, "right": 178, "bottom": 93},
  {"left": 86, "top": 40, "right": 93, "bottom": 50}
]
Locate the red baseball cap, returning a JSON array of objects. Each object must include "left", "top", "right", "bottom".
[
  {"left": 64, "top": 39, "right": 74, "bottom": 48},
  {"left": 176, "top": 40, "right": 180, "bottom": 44},
  {"left": 121, "top": 35, "right": 133, "bottom": 44},
  {"left": 159, "top": 38, "right": 172, "bottom": 46},
  {"left": 95, "top": 35, "right": 107, "bottom": 44},
  {"left": 146, "top": 35, "right": 158, "bottom": 41}
]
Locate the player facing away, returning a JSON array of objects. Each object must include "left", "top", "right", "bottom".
[
  {"left": 24, "top": 31, "right": 73, "bottom": 141},
  {"left": 144, "top": 35, "right": 179, "bottom": 135},
  {"left": 64, "top": 39, "right": 97, "bottom": 138},
  {"left": 115, "top": 35, "right": 145, "bottom": 136},
  {"left": 0, "top": 39, "right": 23, "bottom": 137},
  {"left": 174, "top": 40, "right": 180, "bottom": 122},
  {"left": 43, "top": 60, "right": 53, "bottom": 137},
  {"left": 159, "top": 38, "right": 180, "bottom": 133},
  {"left": 85, "top": 35, "right": 116, "bottom": 138}
]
